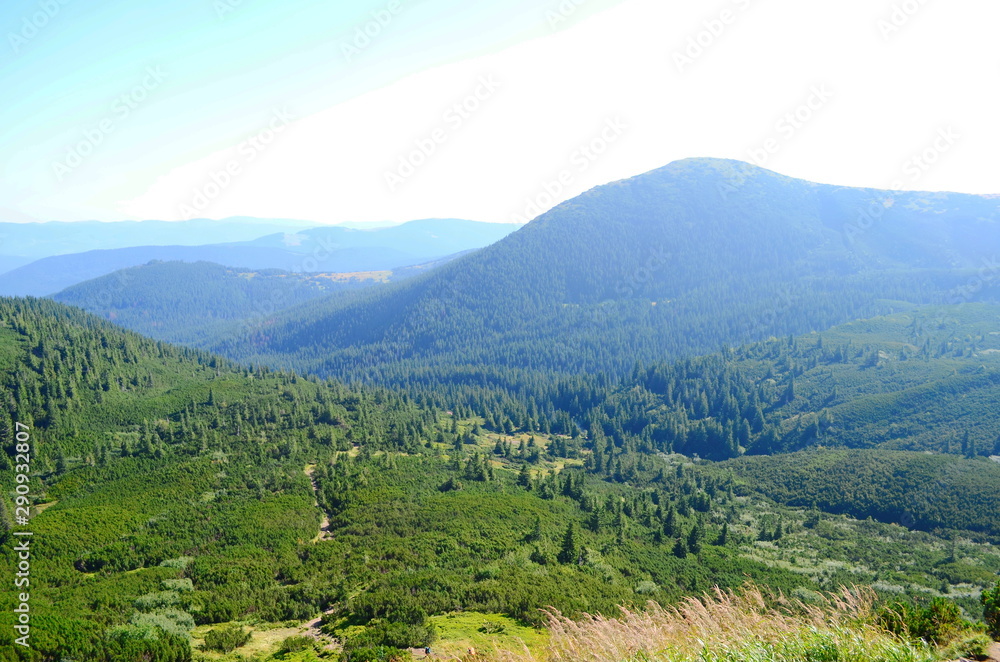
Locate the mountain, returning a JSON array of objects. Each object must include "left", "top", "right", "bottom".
[
  {"left": 0, "top": 244, "right": 312, "bottom": 296},
  {"left": 235, "top": 218, "right": 522, "bottom": 258},
  {"left": 52, "top": 257, "right": 464, "bottom": 346},
  {"left": 0, "top": 218, "right": 518, "bottom": 296},
  {"left": 215, "top": 158, "right": 1000, "bottom": 420},
  {"left": 0, "top": 217, "right": 315, "bottom": 259},
  {"left": 0, "top": 255, "right": 32, "bottom": 275}
]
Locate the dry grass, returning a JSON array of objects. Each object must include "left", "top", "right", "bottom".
[{"left": 482, "top": 585, "right": 937, "bottom": 662}]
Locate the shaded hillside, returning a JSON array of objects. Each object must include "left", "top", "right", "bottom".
[
  {"left": 577, "top": 303, "right": 1000, "bottom": 464},
  {"left": 215, "top": 158, "right": 1000, "bottom": 421},
  {"left": 716, "top": 449, "right": 1000, "bottom": 538},
  {"left": 53, "top": 259, "right": 462, "bottom": 346}
]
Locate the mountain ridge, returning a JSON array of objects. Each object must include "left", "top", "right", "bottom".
[
  {"left": 0, "top": 218, "right": 519, "bottom": 296},
  {"left": 216, "top": 158, "right": 1000, "bottom": 388}
]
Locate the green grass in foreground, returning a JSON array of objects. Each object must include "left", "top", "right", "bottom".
[{"left": 427, "top": 612, "right": 548, "bottom": 657}]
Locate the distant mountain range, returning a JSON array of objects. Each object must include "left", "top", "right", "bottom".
[
  {"left": 0, "top": 218, "right": 520, "bottom": 296},
  {"left": 233, "top": 218, "right": 522, "bottom": 258},
  {"left": 0, "top": 255, "right": 32, "bottom": 275},
  {"left": 0, "top": 217, "right": 315, "bottom": 259}
]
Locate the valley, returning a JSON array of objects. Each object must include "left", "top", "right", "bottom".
[{"left": 2, "top": 161, "right": 1000, "bottom": 661}]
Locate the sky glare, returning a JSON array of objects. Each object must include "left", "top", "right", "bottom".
[{"left": 2, "top": 0, "right": 998, "bottom": 224}]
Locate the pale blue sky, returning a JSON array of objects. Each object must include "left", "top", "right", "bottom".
[
  {"left": 2, "top": 0, "right": 998, "bottom": 223},
  {"left": 2, "top": 0, "right": 618, "bottom": 221}
]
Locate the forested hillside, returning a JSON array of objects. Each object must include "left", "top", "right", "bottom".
[
  {"left": 717, "top": 449, "right": 1000, "bottom": 537},
  {"left": 212, "top": 159, "right": 1000, "bottom": 428},
  {"left": 572, "top": 303, "right": 1000, "bottom": 464},
  {"left": 52, "top": 260, "right": 451, "bottom": 347},
  {"left": 5, "top": 298, "right": 998, "bottom": 660},
  {"left": 0, "top": 297, "right": 431, "bottom": 659},
  {"left": 0, "top": 299, "right": 812, "bottom": 659}
]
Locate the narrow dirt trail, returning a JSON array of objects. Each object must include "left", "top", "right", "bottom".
[
  {"left": 300, "top": 611, "right": 340, "bottom": 652},
  {"left": 304, "top": 464, "right": 333, "bottom": 542}
]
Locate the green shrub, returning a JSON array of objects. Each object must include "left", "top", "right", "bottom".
[
  {"left": 277, "top": 635, "right": 314, "bottom": 655},
  {"left": 351, "top": 591, "right": 429, "bottom": 625},
  {"left": 162, "top": 578, "right": 195, "bottom": 592},
  {"left": 345, "top": 621, "right": 436, "bottom": 650},
  {"left": 635, "top": 581, "right": 659, "bottom": 595},
  {"left": 201, "top": 624, "right": 251, "bottom": 653},
  {"left": 940, "top": 632, "right": 992, "bottom": 660},
  {"left": 135, "top": 590, "right": 181, "bottom": 612},
  {"left": 876, "top": 598, "right": 969, "bottom": 645},
  {"left": 196, "top": 597, "right": 239, "bottom": 624},
  {"left": 479, "top": 619, "right": 507, "bottom": 634},
  {"left": 983, "top": 582, "right": 1000, "bottom": 638},
  {"left": 159, "top": 556, "right": 194, "bottom": 569},
  {"left": 104, "top": 627, "right": 193, "bottom": 661},
  {"left": 131, "top": 609, "right": 195, "bottom": 637}
]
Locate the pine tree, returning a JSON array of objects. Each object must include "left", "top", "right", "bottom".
[
  {"left": 783, "top": 375, "right": 796, "bottom": 404},
  {"left": 517, "top": 464, "right": 531, "bottom": 489},
  {"left": 526, "top": 515, "right": 543, "bottom": 542},
  {"left": 715, "top": 522, "right": 729, "bottom": 546},
  {"left": 586, "top": 509, "right": 601, "bottom": 533},
  {"left": 663, "top": 506, "right": 677, "bottom": 537},
  {"left": 687, "top": 521, "right": 703, "bottom": 554},
  {"left": 557, "top": 522, "right": 579, "bottom": 564}
]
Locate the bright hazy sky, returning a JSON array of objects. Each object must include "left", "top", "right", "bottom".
[{"left": 2, "top": 0, "right": 998, "bottom": 224}]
